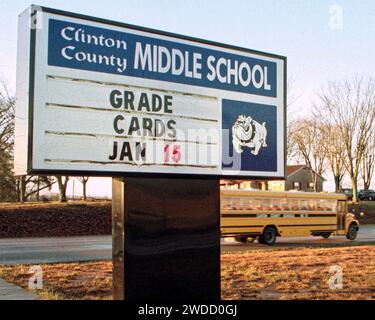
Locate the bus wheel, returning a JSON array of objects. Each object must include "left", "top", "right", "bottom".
[
  {"left": 260, "top": 227, "right": 277, "bottom": 245},
  {"left": 234, "top": 236, "right": 248, "bottom": 243},
  {"left": 321, "top": 233, "right": 331, "bottom": 239},
  {"left": 346, "top": 224, "right": 358, "bottom": 240}
]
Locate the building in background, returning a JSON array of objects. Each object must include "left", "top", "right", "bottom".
[
  {"left": 221, "top": 165, "right": 326, "bottom": 192},
  {"left": 284, "top": 165, "right": 325, "bottom": 192}
]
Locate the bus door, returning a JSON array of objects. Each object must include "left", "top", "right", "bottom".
[{"left": 337, "top": 200, "right": 346, "bottom": 231}]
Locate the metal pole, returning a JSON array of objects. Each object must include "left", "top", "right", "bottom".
[{"left": 112, "top": 177, "right": 220, "bottom": 300}]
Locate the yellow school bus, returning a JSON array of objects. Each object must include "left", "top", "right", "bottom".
[{"left": 221, "top": 190, "right": 359, "bottom": 245}]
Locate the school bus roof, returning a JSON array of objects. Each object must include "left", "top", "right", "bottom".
[{"left": 220, "top": 189, "right": 348, "bottom": 200}]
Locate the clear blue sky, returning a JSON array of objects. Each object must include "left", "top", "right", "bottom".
[{"left": 1, "top": 0, "right": 374, "bottom": 192}]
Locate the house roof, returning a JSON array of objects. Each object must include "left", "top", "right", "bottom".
[
  {"left": 286, "top": 165, "right": 306, "bottom": 176},
  {"left": 287, "top": 164, "right": 326, "bottom": 181}
]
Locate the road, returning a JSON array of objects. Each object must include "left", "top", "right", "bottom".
[
  {"left": 0, "top": 225, "right": 374, "bottom": 265},
  {"left": 0, "top": 236, "right": 112, "bottom": 265}
]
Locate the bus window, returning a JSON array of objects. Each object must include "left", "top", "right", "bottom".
[
  {"left": 300, "top": 200, "right": 308, "bottom": 211},
  {"left": 237, "top": 197, "right": 247, "bottom": 210},
  {"left": 281, "top": 198, "right": 290, "bottom": 211},
  {"left": 222, "top": 197, "right": 234, "bottom": 210},
  {"left": 241, "top": 197, "right": 254, "bottom": 210},
  {"left": 337, "top": 200, "right": 346, "bottom": 230},
  {"left": 338, "top": 200, "right": 346, "bottom": 213},
  {"left": 254, "top": 198, "right": 262, "bottom": 211},
  {"left": 289, "top": 199, "right": 300, "bottom": 211},
  {"left": 316, "top": 199, "right": 325, "bottom": 211},
  {"left": 325, "top": 200, "right": 337, "bottom": 212},
  {"left": 262, "top": 198, "right": 272, "bottom": 211},
  {"left": 246, "top": 198, "right": 255, "bottom": 210},
  {"left": 272, "top": 198, "right": 282, "bottom": 211},
  {"left": 308, "top": 199, "right": 317, "bottom": 211}
]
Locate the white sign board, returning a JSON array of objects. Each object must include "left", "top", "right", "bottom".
[{"left": 15, "top": 6, "right": 286, "bottom": 178}]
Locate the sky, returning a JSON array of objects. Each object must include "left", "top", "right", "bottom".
[{"left": 1, "top": 0, "right": 374, "bottom": 195}]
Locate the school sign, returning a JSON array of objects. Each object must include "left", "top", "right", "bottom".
[{"left": 15, "top": 6, "right": 286, "bottom": 178}]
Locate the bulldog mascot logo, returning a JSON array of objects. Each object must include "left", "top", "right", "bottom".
[{"left": 232, "top": 115, "right": 268, "bottom": 155}]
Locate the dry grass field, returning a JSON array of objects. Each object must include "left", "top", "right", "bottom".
[
  {"left": 0, "top": 261, "right": 113, "bottom": 300},
  {"left": 0, "top": 245, "right": 374, "bottom": 300},
  {"left": 221, "top": 245, "right": 375, "bottom": 300}
]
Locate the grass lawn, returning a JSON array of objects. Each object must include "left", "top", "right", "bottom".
[
  {"left": 0, "top": 262, "right": 113, "bottom": 300},
  {"left": 221, "top": 245, "right": 375, "bottom": 300},
  {"left": 0, "top": 245, "right": 374, "bottom": 300}
]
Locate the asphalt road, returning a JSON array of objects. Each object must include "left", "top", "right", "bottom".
[
  {"left": 0, "top": 225, "right": 374, "bottom": 265},
  {"left": 0, "top": 236, "right": 112, "bottom": 265}
]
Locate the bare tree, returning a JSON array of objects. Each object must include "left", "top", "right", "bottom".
[
  {"left": 287, "top": 119, "right": 299, "bottom": 163},
  {"left": 320, "top": 124, "right": 347, "bottom": 192},
  {"left": 290, "top": 117, "right": 329, "bottom": 191},
  {"left": 77, "top": 177, "right": 89, "bottom": 201},
  {"left": 56, "top": 176, "right": 70, "bottom": 202},
  {"left": 0, "top": 84, "right": 14, "bottom": 153},
  {"left": 19, "top": 176, "right": 56, "bottom": 202},
  {"left": 319, "top": 77, "right": 375, "bottom": 202},
  {"left": 361, "top": 129, "right": 375, "bottom": 191},
  {"left": 286, "top": 77, "right": 300, "bottom": 164},
  {"left": 0, "top": 80, "right": 17, "bottom": 202},
  {"left": 287, "top": 76, "right": 300, "bottom": 117}
]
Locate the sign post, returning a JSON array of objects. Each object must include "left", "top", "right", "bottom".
[
  {"left": 112, "top": 177, "right": 220, "bottom": 300},
  {"left": 15, "top": 6, "right": 286, "bottom": 300},
  {"left": 111, "top": 177, "right": 125, "bottom": 300}
]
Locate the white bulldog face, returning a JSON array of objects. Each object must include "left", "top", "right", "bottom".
[
  {"left": 232, "top": 114, "right": 268, "bottom": 156},
  {"left": 233, "top": 115, "right": 253, "bottom": 143}
]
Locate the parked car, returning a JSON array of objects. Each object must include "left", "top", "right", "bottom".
[
  {"left": 358, "top": 189, "right": 375, "bottom": 201},
  {"left": 340, "top": 188, "right": 353, "bottom": 200}
]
